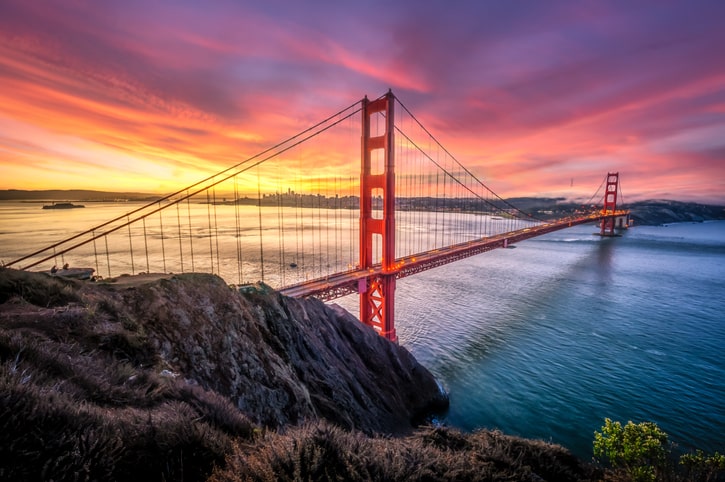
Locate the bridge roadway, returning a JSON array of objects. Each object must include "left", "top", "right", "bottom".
[{"left": 280, "top": 210, "right": 629, "bottom": 302}]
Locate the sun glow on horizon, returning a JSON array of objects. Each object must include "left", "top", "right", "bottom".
[{"left": 1, "top": 1, "right": 724, "bottom": 204}]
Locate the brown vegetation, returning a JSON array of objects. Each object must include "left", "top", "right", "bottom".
[
  {"left": 210, "top": 422, "right": 599, "bottom": 482},
  {"left": 1, "top": 268, "right": 602, "bottom": 481}
]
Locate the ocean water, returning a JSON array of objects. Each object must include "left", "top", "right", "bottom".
[
  {"left": 378, "top": 221, "right": 725, "bottom": 459},
  {"left": 2, "top": 202, "right": 723, "bottom": 459}
]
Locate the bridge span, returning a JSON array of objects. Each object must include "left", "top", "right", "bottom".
[
  {"left": 6, "top": 90, "right": 630, "bottom": 342},
  {"left": 280, "top": 210, "right": 630, "bottom": 302}
]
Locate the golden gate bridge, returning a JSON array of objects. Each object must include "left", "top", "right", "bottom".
[{"left": 6, "top": 91, "right": 630, "bottom": 342}]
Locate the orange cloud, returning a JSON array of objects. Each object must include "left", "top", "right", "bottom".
[{"left": 0, "top": 0, "right": 723, "bottom": 205}]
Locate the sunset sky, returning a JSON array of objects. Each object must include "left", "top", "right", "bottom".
[{"left": 1, "top": 0, "right": 724, "bottom": 203}]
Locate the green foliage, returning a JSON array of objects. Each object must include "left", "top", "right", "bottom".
[
  {"left": 593, "top": 418, "right": 669, "bottom": 482},
  {"left": 680, "top": 449, "right": 725, "bottom": 482}
]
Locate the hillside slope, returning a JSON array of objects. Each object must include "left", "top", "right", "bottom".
[{"left": 0, "top": 269, "right": 598, "bottom": 481}]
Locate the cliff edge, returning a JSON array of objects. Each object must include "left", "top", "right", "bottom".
[{"left": 0, "top": 268, "right": 597, "bottom": 481}]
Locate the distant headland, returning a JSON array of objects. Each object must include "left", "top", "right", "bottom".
[
  {"left": 0, "top": 189, "right": 159, "bottom": 202},
  {"left": 2, "top": 189, "right": 723, "bottom": 226}
]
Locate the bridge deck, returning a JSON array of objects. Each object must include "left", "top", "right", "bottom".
[{"left": 279, "top": 211, "right": 628, "bottom": 301}]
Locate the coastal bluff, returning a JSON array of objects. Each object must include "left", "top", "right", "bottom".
[{"left": 0, "top": 268, "right": 596, "bottom": 481}]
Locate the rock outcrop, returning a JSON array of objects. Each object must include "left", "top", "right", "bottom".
[
  {"left": 114, "top": 273, "right": 448, "bottom": 433},
  {"left": 1, "top": 268, "right": 601, "bottom": 481},
  {"left": 0, "top": 269, "right": 447, "bottom": 435}
]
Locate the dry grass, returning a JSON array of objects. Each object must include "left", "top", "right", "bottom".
[
  {"left": 209, "top": 422, "right": 601, "bottom": 482},
  {"left": 1, "top": 268, "right": 606, "bottom": 481}
]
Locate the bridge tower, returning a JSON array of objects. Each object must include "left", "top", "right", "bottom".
[
  {"left": 359, "top": 91, "right": 397, "bottom": 342},
  {"left": 600, "top": 172, "right": 620, "bottom": 236}
]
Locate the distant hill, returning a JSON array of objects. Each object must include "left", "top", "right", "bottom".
[
  {"left": 3, "top": 190, "right": 723, "bottom": 226},
  {"left": 0, "top": 189, "right": 158, "bottom": 201},
  {"left": 627, "top": 200, "right": 725, "bottom": 226},
  {"left": 490, "top": 198, "right": 725, "bottom": 226}
]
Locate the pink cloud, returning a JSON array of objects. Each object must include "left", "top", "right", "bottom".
[{"left": 0, "top": 0, "right": 723, "bottom": 204}]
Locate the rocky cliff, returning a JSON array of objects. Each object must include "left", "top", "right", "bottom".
[
  {"left": 0, "top": 268, "right": 597, "bottom": 481},
  {"left": 0, "top": 269, "right": 447, "bottom": 430}
]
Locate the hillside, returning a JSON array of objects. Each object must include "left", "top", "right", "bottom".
[
  {"left": 0, "top": 269, "right": 598, "bottom": 481},
  {"left": 627, "top": 200, "right": 725, "bottom": 226},
  {"left": 0, "top": 189, "right": 157, "bottom": 201},
  {"left": 522, "top": 199, "right": 725, "bottom": 226}
]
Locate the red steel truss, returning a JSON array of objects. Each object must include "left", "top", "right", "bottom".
[
  {"left": 600, "top": 172, "right": 620, "bottom": 236},
  {"left": 359, "top": 91, "right": 397, "bottom": 341}
]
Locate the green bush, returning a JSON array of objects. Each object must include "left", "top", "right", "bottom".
[
  {"left": 680, "top": 450, "right": 725, "bottom": 482},
  {"left": 593, "top": 418, "right": 669, "bottom": 482}
]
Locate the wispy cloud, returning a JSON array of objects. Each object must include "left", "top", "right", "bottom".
[{"left": 0, "top": 0, "right": 724, "bottom": 202}]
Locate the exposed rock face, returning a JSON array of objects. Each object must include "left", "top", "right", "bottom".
[
  {"left": 2, "top": 269, "right": 604, "bottom": 481},
  {"left": 1, "top": 269, "right": 447, "bottom": 434}
]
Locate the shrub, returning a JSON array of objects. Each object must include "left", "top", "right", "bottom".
[
  {"left": 680, "top": 450, "right": 725, "bottom": 482},
  {"left": 593, "top": 418, "right": 669, "bottom": 482}
]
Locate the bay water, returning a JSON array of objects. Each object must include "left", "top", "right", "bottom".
[
  {"left": 370, "top": 220, "right": 725, "bottom": 459},
  {"left": 2, "top": 201, "right": 723, "bottom": 459}
]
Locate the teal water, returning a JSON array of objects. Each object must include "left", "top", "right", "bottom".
[
  {"left": 2, "top": 202, "right": 723, "bottom": 459},
  {"left": 387, "top": 221, "right": 725, "bottom": 458}
]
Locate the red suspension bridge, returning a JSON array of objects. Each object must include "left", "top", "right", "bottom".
[{"left": 6, "top": 91, "right": 629, "bottom": 342}]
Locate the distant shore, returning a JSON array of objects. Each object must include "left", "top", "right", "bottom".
[{"left": 2, "top": 189, "right": 723, "bottom": 226}]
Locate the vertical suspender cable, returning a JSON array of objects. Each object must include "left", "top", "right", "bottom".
[
  {"left": 257, "top": 166, "right": 265, "bottom": 281},
  {"left": 176, "top": 201, "right": 184, "bottom": 272},
  {"left": 278, "top": 179, "right": 285, "bottom": 286},
  {"left": 92, "top": 231, "right": 100, "bottom": 276},
  {"left": 141, "top": 219, "right": 150, "bottom": 273},
  {"left": 308, "top": 176, "right": 314, "bottom": 278},
  {"left": 159, "top": 204, "right": 167, "bottom": 273},
  {"left": 233, "top": 176, "right": 243, "bottom": 284},
  {"left": 104, "top": 236, "right": 111, "bottom": 278},
  {"left": 206, "top": 190, "right": 214, "bottom": 274},
  {"left": 334, "top": 176, "right": 339, "bottom": 273},
  {"left": 299, "top": 176, "right": 305, "bottom": 280},
  {"left": 212, "top": 187, "right": 221, "bottom": 276},
  {"left": 434, "top": 171, "right": 440, "bottom": 249},
  {"left": 294, "top": 175, "right": 301, "bottom": 280},
  {"left": 186, "top": 193, "right": 195, "bottom": 272},
  {"left": 325, "top": 176, "right": 330, "bottom": 276},
  {"left": 127, "top": 216, "right": 135, "bottom": 275}
]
